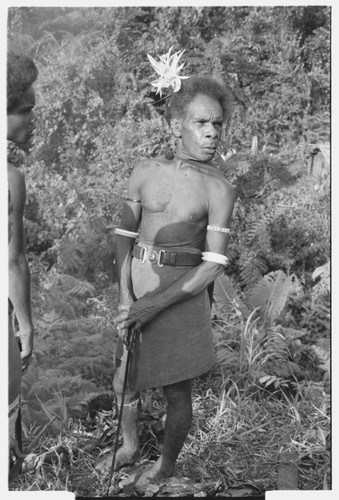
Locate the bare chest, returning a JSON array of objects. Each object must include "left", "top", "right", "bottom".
[{"left": 141, "top": 171, "right": 208, "bottom": 222}]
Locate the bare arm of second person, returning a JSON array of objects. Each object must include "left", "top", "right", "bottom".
[{"left": 8, "top": 164, "right": 34, "bottom": 373}]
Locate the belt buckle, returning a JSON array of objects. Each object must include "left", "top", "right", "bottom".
[
  {"left": 147, "top": 249, "right": 158, "bottom": 264},
  {"left": 139, "top": 245, "right": 147, "bottom": 263},
  {"left": 157, "top": 249, "right": 165, "bottom": 267},
  {"left": 139, "top": 246, "right": 165, "bottom": 266}
]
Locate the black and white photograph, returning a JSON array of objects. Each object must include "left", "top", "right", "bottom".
[{"left": 4, "top": 2, "right": 332, "bottom": 498}]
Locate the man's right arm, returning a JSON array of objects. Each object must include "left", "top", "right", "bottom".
[
  {"left": 114, "top": 162, "right": 144, "bottom": 306},
  {"left": 8, "top": 164, "right": 34, "bottom": 373},
  {"left": 114, "top": 175, "right": 237, "bottom": 333}
]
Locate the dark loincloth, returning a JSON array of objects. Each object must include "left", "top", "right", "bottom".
[{"left": 115, "top": 243, "right": 216, "bottom": 392}]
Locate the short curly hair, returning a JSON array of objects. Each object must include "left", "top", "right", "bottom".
[
  {"left": 165, "top": 74, "right": 234, "bottom": 125},
  {"left": 7, "top": 51, "right": 38, "bottom": 113}
]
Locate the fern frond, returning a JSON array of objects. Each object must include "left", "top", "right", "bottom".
[
  {"left": 66, "top": 390, "right": 114, "bottom": 417},
  {"left": 57, "top": 273, "right": 97, "bottom": 297},
  {"left": 34, "top": 312, "right": 65, "bottom": 335},
  {"left": 70, "top": 333, "right": 106, "bottom": 344},
  {"left": 236, "top": 160, "right": 251, "bottom": 176},
  {"left": 225, "top": 245, "right": 238, "bottom": 262},
  {"left": 245, "top": 217, "right": 271, "bottom": 245},
  {"left": 259, "top": 332, "right": 290, "bottom": 361},
  {"left": 49, "top": 317, "right": 98, "bottom": 335},
  {"left": 239, "top": 254, "right": 268, "bottom": 289},
  {"left": 28, "top": 371, "right": 98, "bottom": 401},
  {"left": 28, "top": 374, "right": 76, "bottom": 399},
  {"left": 215, "top": 347, "right": 240, "bottom": 369},
  {"left": 262, "top": 357, "right": 302, "bottom": 379},
  {"left": 57, "top": 238, "right": 86, "bottom": 273},
  {"left": 59, "top": 354, "right": 114, "bottom": 379},
  {"left": 41, "top": 368, "right": 72, "bottom": 378}
]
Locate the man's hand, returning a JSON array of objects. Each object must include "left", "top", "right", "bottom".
[
  {"left": 18, "top": 328, "right": 34, "bottom": 375},
  {"left": 10, "top": 436, "right": 26, "bottom": 460},
  {"left": 114, "top": 297, "right": 157, "bottom": 334},
  {"left": 115, "top": 304, "right": 131, "bottom": 347}
]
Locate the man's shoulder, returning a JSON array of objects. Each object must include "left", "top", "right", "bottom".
[
  {"left": 133, "top": 156, "right": 170, "bottom": 174},
  {"left": 208, "top": 170, "right": 236, "bottom": 197},
  {"left": 8, "top": 162, "right": 25, "bottom": 180},
  {"left": 8, "top": 163, "right": 26, "bottom": 198},
  {"left": 137, "top": 156, "right": 169, "bottom": 167}
]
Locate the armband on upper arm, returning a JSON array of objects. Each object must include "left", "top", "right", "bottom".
[
  {"left": 125, "top": 196, "right": 141, "bottom": 204},
  {"left": 114, "top": 228, "right": 139, "bottom": 239},
  {"left": 207, "top": 225, "right": 230, "bottom": 234},
  {"left": 201, "top": 252, "right": 229, "bottom": 267}
]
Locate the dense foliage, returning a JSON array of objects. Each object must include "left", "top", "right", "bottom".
[{"left": 8, "top": 6, "right": 330, "bottom": 495}]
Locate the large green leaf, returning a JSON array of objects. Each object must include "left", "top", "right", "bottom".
[
  {"left": 264, "top": 271, "right": 295, "bottom": 325},
  {"left": 213, "top": 274, "right": 250, "bottom": 318},
  {"left": 246, "top": 271, "right": 299, "bottom": 325}
]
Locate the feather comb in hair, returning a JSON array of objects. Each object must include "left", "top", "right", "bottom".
[{"left": 147, "top": 46, "right": 190, "bottom": 98}]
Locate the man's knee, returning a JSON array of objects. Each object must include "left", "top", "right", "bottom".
[
  {"left": 163, "top": 379, "right": 192, "bottom": 410},
  {"left": 112, "top": 372, "right": 139, "bottom": 405}
]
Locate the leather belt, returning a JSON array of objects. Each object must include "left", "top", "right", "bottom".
[{"left": 132, "top": 244, "right": 202, "bottom": 267}]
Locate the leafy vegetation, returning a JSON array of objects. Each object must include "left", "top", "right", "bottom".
[{"left": 8, "top": 5, "right": 330, "bottom": 496}]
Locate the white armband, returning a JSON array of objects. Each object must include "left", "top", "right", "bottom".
[
  {"left": 202, "top": 252, "right": 229, "bottom": 266},
  {"left": 207, "top": 225, "right": 230, "bottom": 234},
  {"left": 114, "top": 228, "right": 139, "bottom": 239},
  {"left": 124, "top": 196, "right": 141, "bottom": 204}
]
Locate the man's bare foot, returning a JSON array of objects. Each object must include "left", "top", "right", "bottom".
[
  {"left": 95, "top": 445, "right": 140, "bottom": 472},
  {"left": 132, "top": 458, "right": 174, "bottom": 488}
]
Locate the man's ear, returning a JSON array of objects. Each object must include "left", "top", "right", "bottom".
[{"left": 170, "top": 117, "right": 182, "bottom": 138}]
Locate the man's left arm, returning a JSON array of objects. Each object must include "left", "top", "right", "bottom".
[
  {"left": 8, "top": 166, "right": 34, "bottom": 374},
  {"left": 115, "top": 180, "right": 236, "bottom": 332}
]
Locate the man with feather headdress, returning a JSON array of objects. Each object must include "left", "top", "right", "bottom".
[{"left": 104, "top": 47, "right": 236, "bottom": 487}]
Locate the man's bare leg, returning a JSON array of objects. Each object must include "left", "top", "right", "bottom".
[
  {"left": 95, "top": 391, "right": 140, "bottom": 472},
  {"left": 95, "top": 351, "right": 141, "bottom": 474},
  {"left": 113, "top": 394, "right": 141, "bottom": 470},
  {"left": 135, "top": 379, "right": 192, "bottom": 485}
]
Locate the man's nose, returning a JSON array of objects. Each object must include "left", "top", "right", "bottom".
[
  {"left": 205, "top": 124, "right": 219, "bottom": 138},
  {"left": 30, "top": 111, "right": 38, "bottom": 123}
]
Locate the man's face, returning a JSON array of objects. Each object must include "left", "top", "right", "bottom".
[
  {"left": 176, "top": 94, "right": 224, "bottom": 162},
  {"left": 7, "top": 84, "right": 37, "bottom": 147}
]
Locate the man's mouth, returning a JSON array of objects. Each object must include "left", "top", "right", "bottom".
[
  {"left": 203, "top": 146, "right": 217, "bottom": 153},
  {"left": 27, "top": 129, "right": 36, "bottom": 139},
  {"left": 23, "top": 130, "right": 36, "bottom": 145}
]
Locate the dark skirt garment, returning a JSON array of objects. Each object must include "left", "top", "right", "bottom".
[{"left": 115, "top": 243, "right": 216, "bottom": 392}]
